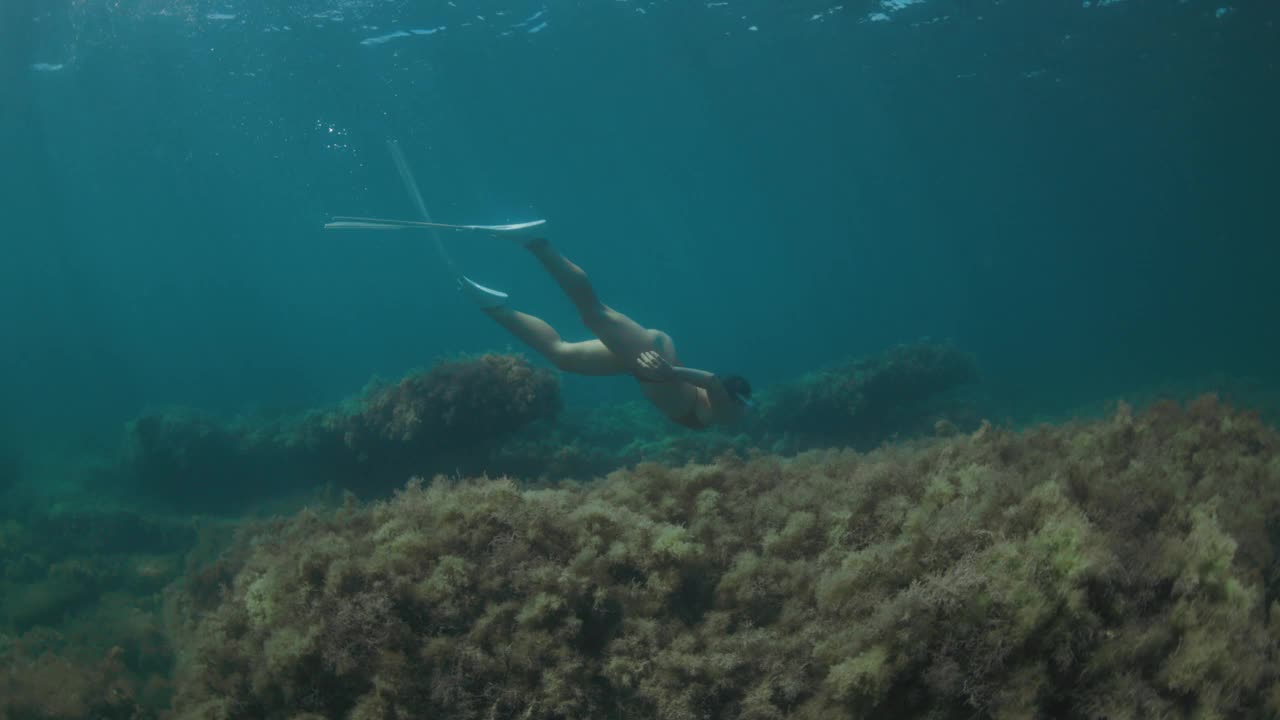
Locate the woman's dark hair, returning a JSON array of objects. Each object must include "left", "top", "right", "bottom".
[{"left": 722, "top": 374, "right": 752, "bottom": 403}]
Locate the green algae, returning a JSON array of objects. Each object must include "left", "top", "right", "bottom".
[
  {"left": 123, "top": 353, "right": 561, "bottom": 511},
  {"left": 158, "top": 396, "right": 1280, "bottom": 719}
]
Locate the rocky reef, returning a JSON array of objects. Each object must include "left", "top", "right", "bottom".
[
  {"left": 21, "top": 344, "right": 1275, "bottom": 719},
  {"left": 1, "top": 509, "right": 215, "bottom": 720},
  {"left": 753, "top": 342, "right": 981, "bottom": 452},
  {"left": 123, "top": 354, "right": 561, "bottom": 511},
  {"left": 162, "top": 396, "right": 1280, "bottom": 719},
  {"left": 487, "top": 342, "right": 981, "bottom": 483},
  {"left": 119, "top": 344, "right": 976, "bottom": 512}
]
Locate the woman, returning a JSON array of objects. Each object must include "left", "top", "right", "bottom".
[{"left": 460, "top": 231, "right": 752, "bottom": 430}]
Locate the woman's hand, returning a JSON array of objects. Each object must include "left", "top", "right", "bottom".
[{"left": 635, "top": 350, "right": 677, "bottom": 382}]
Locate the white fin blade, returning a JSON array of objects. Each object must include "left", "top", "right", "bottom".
[{"left": 326, "top": 216, "right": 545, "bottom": 233}]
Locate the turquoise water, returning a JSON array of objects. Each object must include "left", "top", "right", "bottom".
[
  {"left": 4, "top": 3, "right": 1280, "bottom": 716},
  {"left": 2, "top": 0, "right": 1277, "bottom": 448}
]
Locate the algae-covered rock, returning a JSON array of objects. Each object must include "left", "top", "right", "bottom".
[
  {"left": 124, "top": 353, "right": 561, "bottom": 510},
  {"left": 0, "top": 505, "right": 217, "bottom": 719},
  {"left": 756, "top": 342, "right": 980, "bottom": 451},
  {"left": 0, "top": 634, "right": 160, "bottom": 720},
  {"left": 121, "top": 344, "right": 976, "bottom": 509},
  {"left": 490, "top": 342, "right": 982, "bottom": 483},
  {"left": 168, "top": 396, "right": 1280, "bottom": 719}
]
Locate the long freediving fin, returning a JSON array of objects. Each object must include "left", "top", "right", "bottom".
[
  {"left": 324, "top": 216, "right": 547, "bottom": 233},
  {"left": 458, "top": 275, "right": 509, "bottom": 309},
  {"left": 325, "top": 140, "right": 543, "bottom": 309}
]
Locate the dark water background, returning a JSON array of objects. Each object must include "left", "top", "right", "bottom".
[{"left": 2, "top": 0, "right": 1277, "bottom": 465}]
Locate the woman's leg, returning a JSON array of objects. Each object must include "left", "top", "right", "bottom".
[
  {"left": 522, "top": 239, "right": 655, "bottom": 356},
  {"left": 523, "top": 238, "right": 606, "bottom": 321},
  {"left": 465, "top": 233, "right": 655, "bottom": 370},
  {"left": 482, "top": 305, "right": 626, "bottom": 376}
]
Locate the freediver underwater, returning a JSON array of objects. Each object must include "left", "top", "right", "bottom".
[{"left": 325, "top": 142, "right": 753, "bottom": 430}]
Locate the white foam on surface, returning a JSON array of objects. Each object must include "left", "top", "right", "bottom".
[
  {"left": 86, "top": 0, "right": 1229, "bottom": 53},
  {"left": 360, "top": 24, "right": 448, "bottom": 44},
  {"left": 360, "top": 29, "right": 411, "bottom": 45},
  {"left": 809, "top": 5, "right": 844, "bottom": 22},
  {"left": 31, "top": 63, "right": 65, "bottom": 72},
  {"left": 866, "top": 0, "right": 923, "bottom": 21}
]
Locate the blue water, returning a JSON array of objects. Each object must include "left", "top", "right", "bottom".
[{"left": 2, "top": 0, "right": 1277, "bottom": 455}]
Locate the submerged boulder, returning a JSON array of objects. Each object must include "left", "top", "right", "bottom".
[
  {"left": 166, "top": 396, "right": 1280, "bottom": 719},
  {"left": 123, "top": 354, "right": 561, "bottom": 511},
  {"left": 755, "top": 342, "right": 980, "bottom": 451}
]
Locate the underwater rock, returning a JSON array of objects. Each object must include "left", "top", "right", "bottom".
[
  {"left": 489, "top": 342, "right": 982, "bottom": 483},
  {"left": 316, "top": 352, "right": 562, "bottom": 483},
  {"left": 166, "top": 395, "right": 1280, "bottom": 719},
  {"left": 119, "top": 344, "right": 973, "bottom": 507},
  {"left": 122, "top": 354, "right": 561, "bottom": 511},
  {"left": 487, "top": 402, "right": 753, "bottom": 483},
  {"left": 24, "top": 509, "right": 200, "bottom": 558},
  {"left": 0, "top": 507, "right": 193, "bottom": 719},
  {"left": 0, "top": 633, "right": 160, "bottom": 720},
  {"left": 0, "top": 508, "right": 198, "bottom": 634},
  {"left": 755, "top": 342, "right": 980, "bottom": 451},
  {"left": 124, "top": 408, "right": 276, "bottom": 511}
]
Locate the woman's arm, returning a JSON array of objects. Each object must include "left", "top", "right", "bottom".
[
  {"left": 636, "top": 350, "right": 721, "bottom": 390},
  {"left": 676, "top": 367, "right": 746, "bottom": 423},
  {"left": 636, "top": 352, "right": 744, "bottom": 421},
  {"left": 669, "top": 366, "right": 719, "bottom": 390}
]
